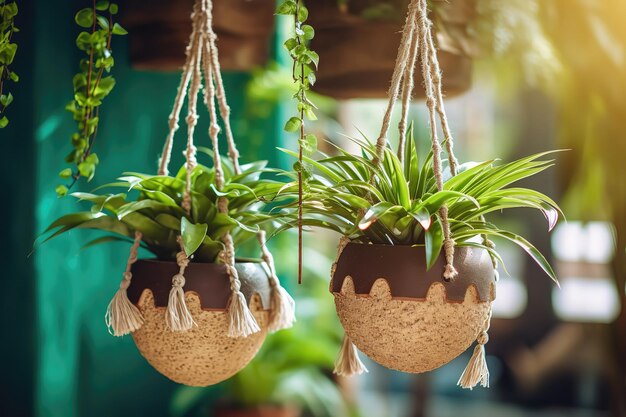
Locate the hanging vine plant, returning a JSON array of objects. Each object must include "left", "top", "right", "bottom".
[
  {"left": 56, "top": 0, "right": 127, "bottom": 197},
  {"left": 0, "top": 1, "right": 18, "bottom": 128},
  {"left": 43, "top": 0, "right": 295, "bottom": 387},
  {"left": 276, "top": 0, "right": 319, "bottom": 284},
  {"left": 278, "top": 0, "right": 563, "bottom": 388}
]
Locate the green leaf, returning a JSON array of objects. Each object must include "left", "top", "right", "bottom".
[
  {"left": 0, "top": 92, "right": 13, "bottom": 106},
  {"left": 181, "top": 217, "right": 208, "bottom": 257},
  {"left": 55, "top": 185, "right": 68, "bottom": 197},
  {"left": 284, "top": 116, "right": 302, "bottom": 132},
  {"left": 297, "top": 5, "right": 309, "bottom": 21},
  {"left": 0, "top": 42, "right": 17, "bottom": 65},
  {"left": 111, "top": 23, "right": 127, "bottom": 35},
  {"left": 276, "top": 1, "right": 296, "bottom": 15},
  {"left": 301, "top": 24, "right": 314, "bottom": 40},
  {"left": 284, "top": 38, "right": 298, "bottom": 51},
  {"left": 96, "top": 15, "right": 109, "bottom": 30},
  {"left": 95, "top": 0, "right": 109, "bottom": 10},
  {"left": 74, "top": 8, "right": 93, "bottom": 28},
  {"left": 59, "top": 168, "right": 73, "bottom": 179},
  {"left": 0, "top": 116, "right": 8, "bottom": 128},
  {"left": 424, "top": 217, "right": 443, "bottom": 270},
  {"left": 109, "top": 3, "right": 119, "bottom": 14},
  {"left": 9, "top": 71, "right": 19, "bottom": 82}
]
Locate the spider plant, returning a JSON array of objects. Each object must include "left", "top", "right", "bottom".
[
  {"left": 41, "top": 149, "right": 283, "bottom": 263},
  {"left": 278, "top": 126, "right": 563, "bottom": 282}
]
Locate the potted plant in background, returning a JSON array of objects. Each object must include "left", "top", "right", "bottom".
[
  {"left": 278, "top": 0, "right": 563, "bottom": 389},
  {"left": 42, "top": 0, "right": 295, "bottom": 387},
  {"left": 306, "top": 0, "right": 475, "bottom": 99},
  {"left": 122, "top": 0, "right": 276, "bottom": 71}
]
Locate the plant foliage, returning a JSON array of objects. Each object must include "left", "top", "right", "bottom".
[
  {"left": 0, "top": 0, "right": 18, "bottom": 128},
  {"left": 278, "top": 126, "right": 563, "bottom": 282},
  {"left": 57, "top": 0, "right": 127, "bottom": 197},
  {"left": 43, "top": 151, "right": 283, "bottom": 263}
]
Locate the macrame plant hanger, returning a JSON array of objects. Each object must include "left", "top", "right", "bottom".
[
  {"left": 106, "top": 0, "right": 294, "bottom": 339},
  {"left": 334, "top": 0, "right": 492, "bottom": 389}
]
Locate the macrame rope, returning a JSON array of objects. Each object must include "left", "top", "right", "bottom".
[
  {"left": 202, "top": 4, "right": 241, "bottom": 175},
  {"left": 397, "top": 23, "right": 420, "bottom": 163},
  {"left": 415, "top": 0, "right": 458, "bottom": 280},
  {"left": 158, "top": 1, "right": 202, "bottom": 176},
  {"left": 423, "top": 11, "right": 458, "bottom": 176},
  {"left": 372, "top": 0, "right": 420, "bottom": 166},
  {"left": 165, "top": 237, "right": 196, "bottom": 331},
  {"left": 192, "top": 0, "right": 259, "bottom": 337},
  {"left": 181, "top": 30, "right": 203, "bottom": 214},
  {"left": 105, "top": 231, "right": 144, "bottom": 336}
]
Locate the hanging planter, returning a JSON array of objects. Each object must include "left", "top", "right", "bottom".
[
  {"left": 43, "top": 0, "right": 295, "bottom": 387},
  {"left": 331, "top": 243, "right": 495, "bottom": 373},
  {"left": 278, "top": 0, "right": 562, "bottom": 388},
  {"left": 127, "top": 261, "right": 272, "bottom": 386},
  {"left": 306, "top": 0, "right": 475, "bottom": 99},
  {"left": 123, "top": 0, "right": 275, "bottom": 71}
]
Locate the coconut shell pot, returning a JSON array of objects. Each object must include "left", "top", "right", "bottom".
[
  {"left": 122, "top": 0, "right": 275, "bottom": 71},
  {"left": 307, "top": 0, "right": 475, "bottom": 99},
  {"left": 126, "top": 260, "right": 271, "bottom": 386},
  {"left": 331, "top": 242, "right": 496, "bottom": 373}
]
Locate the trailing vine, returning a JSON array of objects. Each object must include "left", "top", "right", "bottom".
[
  {"left": 0, "top": 1, "right": 18, "bottom": 129},
  {"left": 276, "top": 0, "right": 319, "bottom": 283},
  {"left": 56, "top": 0, "right": 127, "bottom": 197}
]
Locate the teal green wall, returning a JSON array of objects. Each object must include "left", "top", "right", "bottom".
[{"left": 27, "top": 1, "right": 283, "bottom": 416}]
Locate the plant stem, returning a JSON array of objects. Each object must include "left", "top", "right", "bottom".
[{"left": 296, "top": 0, "right": 304, "bottom": 284}]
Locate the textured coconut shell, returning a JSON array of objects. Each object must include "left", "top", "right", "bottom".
[
  {"left": 331, "top": 243, "right": 495, "bottom": 302},
  {"left": 128, "top": 260, "right": 271, "bottom": 386},
  {"left": 331, "top": 243, "right": 495, "bottom": 373}
]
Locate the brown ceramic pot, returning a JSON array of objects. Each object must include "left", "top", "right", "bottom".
[
  {"left": 127, "top": 260, "right": 272, "bottom": 386},
  {"left": 331, "top": 242, "right": 496, "bottom": 373},
  {"left": 215, "top": 405, "right": 301, "bottom": 417},
  {"left": 307, "top": 0, "right": 474, "bottom": 99},
  {"left": 122, "top": 0, "right": 275, "bottom": 71}
]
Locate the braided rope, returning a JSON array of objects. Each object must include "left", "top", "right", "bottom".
[
  {"left": 397, "top": 23, "right": 420, "bottom": 163},
  {"left": 158, "top": 1, "right": 202, "bottom": 176},
  {"left": 372, "top": 0, "right": 420, "bottom": 167}
]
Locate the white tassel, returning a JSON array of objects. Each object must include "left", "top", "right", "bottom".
[
  {"left": 333, "top": 334, "right": 368, "bottom": 377},
  {"left": 268, "top": 282, "right": 296, "bottom": 332},
  {"left": 457, "top": 332, "right": 490, "bottom": 389},
  {"left": 165, "top": 273, "right": 196, "bottom": 332},
  {"left": 105, "top": 272, "right": 144, "bottom": 336},
  {"left": 105, "top": 231, "right": 143, "bottom": 336},
  {"left": 256, "top": 230, "right": 296, "bottom": 332},
  {"left": 458, "top": 310, "right": 492, "bottom": 390},
  {"left": 227, "top": 286, "right": 260, "bottom": 338}
]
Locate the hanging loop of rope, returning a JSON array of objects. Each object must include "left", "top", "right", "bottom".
[{"left": 373, "top": 0, "right": 460, "bottom": 280}]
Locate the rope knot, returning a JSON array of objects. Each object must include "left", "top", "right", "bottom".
[
  {"left": 185, "top": 113, "right": 199, "bottom": 126},
  {"left": 209, "top": 123, "right": 221, "bottom": 138},
  {"left": 443, "top": 263, "right": 459, "bottom": 282},
  {"left": 477, "top": 331, "right": 489, "bottom": 345},
  {"left": 120, "top": 272, "right": 132, "bottom": 289},
  {"left": 176, "top": 251, "right": 190, "bottom": 268},
  {"left": 172, "top": 274, "right": 186, "bottom": 288}
]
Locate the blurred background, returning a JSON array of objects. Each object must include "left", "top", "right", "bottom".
[{"left": 1, "top": 0, "right": 625, "bottom": 416}]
